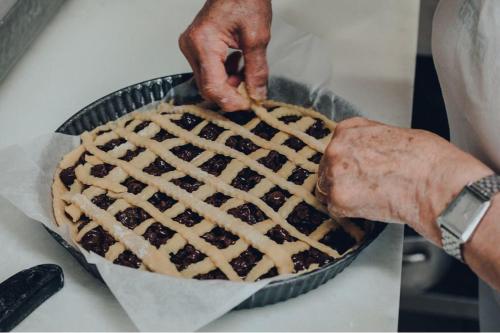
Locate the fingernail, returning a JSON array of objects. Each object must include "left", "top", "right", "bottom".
[
  {"left": 250, "top": 86, "right": 267, "bottom": 101},
  {"left": 317, "top": 172, "right": 330, "bottom": 195}
]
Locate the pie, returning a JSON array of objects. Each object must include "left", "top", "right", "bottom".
[{"left": 52, "top": 97, "right": 370, "bottom": 282}]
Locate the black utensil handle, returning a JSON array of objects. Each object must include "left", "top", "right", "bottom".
[{"left": 0, "top": 264, "right": 64, "bottom": 331}]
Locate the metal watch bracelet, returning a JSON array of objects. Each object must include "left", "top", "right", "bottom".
[{"left": 440, "top": 174, "right": 500, "bottom": 262}]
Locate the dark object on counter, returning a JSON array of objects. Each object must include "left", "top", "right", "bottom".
[
  {"left": 0, "top": 264, "right": 64, "bottom": 331},
  {"left": 48, "top": 73, "right": 386, "bottom": 309}
]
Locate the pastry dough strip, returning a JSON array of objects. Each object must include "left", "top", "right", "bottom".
[
  {"left": 262, "top": 100, "right": 337, "bottom": 131},
  {"left": 80, "top": 133, "right": 295, "bottom": 275},
  {"left": 116, "top": 192, "right": 242, "bottom": 281},
  {"left": 142, "top": 113, "right": 327, "bottom": 214},
  {"left": 112, "top": 125, "right": 340, "bottom": 258},
  {"left": 251, "top": 103, "right": 327, "bottom": 152},
  {"left": 157, "top": 104, "right": 319, "bottom": 172},
  {"left": 70, "top": 193, "right": 181, "bottom": 276}
]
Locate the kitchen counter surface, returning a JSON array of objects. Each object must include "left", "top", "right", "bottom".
[{"left": 0, "top": 0, "right": 418, "bottom": 331}]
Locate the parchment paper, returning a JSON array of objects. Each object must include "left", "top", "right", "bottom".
[{"left": 0, "top": 17, "right": 362, "bottom": 332}]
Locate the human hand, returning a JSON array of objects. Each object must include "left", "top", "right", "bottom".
[
  {"left": 316, "top": 117, "right": 493, "bottom": 244},
  {"left": 179, "top": 0, "right": 272, "bottom": 111}
]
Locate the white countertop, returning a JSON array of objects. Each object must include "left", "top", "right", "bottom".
[{"left": 0, "top": 0, "right": 418, "bottom": 331}]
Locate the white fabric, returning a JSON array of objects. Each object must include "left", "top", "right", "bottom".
[{"left": 432, "top": 0, "right": 500, "bottom": 329}]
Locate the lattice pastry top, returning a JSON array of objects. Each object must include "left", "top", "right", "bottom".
[{"left": 52, "top": 99, "right": 369, "bottom": 281}]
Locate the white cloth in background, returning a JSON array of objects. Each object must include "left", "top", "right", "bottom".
[{"left": 432, "top": 0, "right": 500, "bottom": 330}]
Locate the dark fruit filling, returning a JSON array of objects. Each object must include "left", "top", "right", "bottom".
[
  {"left": 292, "top": 248, "right": 333, "bottom": 271},
  {"left": 97, "top": 138, "right": 127, "bottom": 152},
  {"left": 76, "top": 152, "right": 90, "bottom": 166},
  {"left": 230, "top": 247, "right": 263, "bottom": 277},
  {"left": 171, "top": 176, "right": 203, "bottom": 193},
  {"left": 200, "top": 154, "right": 232, "bottom": 176},
  {"left": 283, "top": 137, "right": 306, "bottom": 151},
  {"left": 59, "top": 167, "right": 76, "bottom": 189},
  {"left": 143, "top": 222, "right": 175, "bottom": 248},
  {"left": 80, "top": 226, "right": 116, "bottom": 257},
  {"left": 265, "top": 225, "right": 297, "bottom": 244},
  {"left": 225, "top": 135, "right": 259, "bottom": 155},
  {"left": 279, "top": 115, "right": 301, "bottom": 124},
  {"left": 147, "top": 192, "right": 176, "bottom": 212},
  {"left": 120, "top": 147, "right": 145, "bottom": 162},
  {"left": 251, "top": 121, "right": 279, "bottom": 140},
  {"left": 115, "top": 207, "right": 151, "bottom": 229},
  {"left": 262, "top": 186, "right": 291, "bottom": 211},
  {"left": 308, "top": 152, "right": 323, "bottom": 164},
  {"left": 319, "top": 228, "right": 357, "bottom": 255},
  {"left": 172, "top": 113, "right": 203, "bottom": 130},
  {"left": 91, "top": 194, "right": 116, "bottom": 210},
  {"left": 201, "top": 227, "right": 239, "bottom": 249},
  {"left": 113, "top": 250, "right": 142, "bottom": 268},
  {"left": 143, "top": 157, "right": 174, "bottom": 176},
  {"left": 228, "top": 203, "right": 267, "bottom": 225},
  {"left": 287, "top": 202, "right": 329, "bottom": 235},
  {"left": 198, "top": 123, "right": 225, "bottom": 141},
  {"left": 231, "top": 168, "right": 263, "bottom": 191},
  {"left": 287, "top": 167, "right": 311, "bottom": 185},
  {"left": 170, "top": 144, "right": 204, "bottom": 162},
  {"left": 152, "top": 129, "right": 175, "bottom": 142},
  {"left": 90, "top": 163, "right": 115, "bottom": 178},
  {"left": 222, "top": 110, "right": 255, "bottom": 125},
  {"left": 258, "top": 267, "right": 278, "bottom": 280},
  {"left": 96, "top": 129, "right": 112, "bottom": 135},
  {"left": 257, "top": 150, "right": 287, "bottom": 172},
  {"left": 121, "top": 177, "right": 147, "bottom": 194},
  {"left": 173, "top": 209, "right": 203, "bottom": 227},
  {"left": 133, "top": 121, "right": 151, "bottom": 133},
  {"left": 204, "top": 192, "right": 231, "bottom": 207},
  {"left": 194, "top": 268, "right": 228, "bottom": 280},
  {"left": 306, "top": 120, "right": 331, "bottom": 139},
  {"left": 170, "top": 244, "right": 206, "bottom": 271},
  {"left": 77, "top": 215, "right": 91, "bottom": 232},
  {"left": 124, "top": 119, "right": 134, "bottom": 127}
]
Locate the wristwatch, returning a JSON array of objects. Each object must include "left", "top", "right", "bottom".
[{"left": 437, "top": 174, "right": 500, "bottom": 261}]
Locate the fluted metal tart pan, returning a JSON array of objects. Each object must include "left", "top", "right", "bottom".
[{"left": 47, "top": 73, "right": 386, "bottom": 309}]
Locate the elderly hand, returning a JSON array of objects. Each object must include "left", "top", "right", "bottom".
[
  {"left": 179, "top": 0, "right": 272, "bottom": 111},
  {"left": 316, "top": 117, "right": 493, "bottom": 244}
]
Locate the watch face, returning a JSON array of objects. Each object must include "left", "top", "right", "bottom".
[{"left": 440, "top": 187, "right": 490, "bottom": 241}]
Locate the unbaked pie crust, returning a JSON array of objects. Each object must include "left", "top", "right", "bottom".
[{"left": 52, "top": 98, "right": 368, "bottom": 282}]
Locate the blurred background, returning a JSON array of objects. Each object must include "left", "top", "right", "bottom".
[
  {"left": 401, "top": 0, "right": 479, "bottom": 331},
  {"left": 0, "top": 0, "right": 480, "bottom": 331}
]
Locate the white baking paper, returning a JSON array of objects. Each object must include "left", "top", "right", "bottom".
[
  {"left": 0, "top": 132, "right": 274, "bottom": 332},
  {"left": 0, "top": 17, "right": 337, "bottom": 331}
]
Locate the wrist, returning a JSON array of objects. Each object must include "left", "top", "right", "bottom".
[{"left": 420, "top": 150, "right": 493, "bottom": 244}]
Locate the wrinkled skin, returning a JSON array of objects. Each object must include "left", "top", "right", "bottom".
[
  {"left": 181, "top": 1, "right": 500, "bottom": 290},
  {"left": 316, "top": 117, "right": 493, "bottom": 245},
  {"left": 179, "top": 0, "right": 272, "bottom": 111}
]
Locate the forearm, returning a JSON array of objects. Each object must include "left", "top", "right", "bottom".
[{"left": 463, "top": 195, "right": 500, "bottom": 291}]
